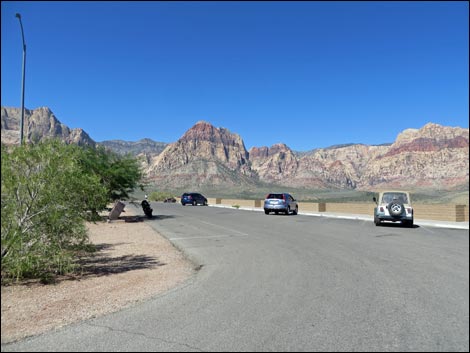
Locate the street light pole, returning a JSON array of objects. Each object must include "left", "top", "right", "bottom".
[{"left": 15, "top": 13, "right": 26, "bottom": 145}]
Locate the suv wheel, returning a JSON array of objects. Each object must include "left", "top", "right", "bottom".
[
  {"left": 293, "top": 206, "right": 298, "bottom": 215},
  {"left": 403, "top": 219, "right": 414, "bottom": 228},
  {"left": 374, "top": 215, "right": 381, "bottom": 226}
]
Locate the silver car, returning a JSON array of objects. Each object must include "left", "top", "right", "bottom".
[{"left": 264, "top": 193, "right": 298, "bottom": 215}]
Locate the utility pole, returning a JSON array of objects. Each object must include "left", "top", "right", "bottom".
[{"left": 15, "top": 13, "right": 26, "bottom": 145}]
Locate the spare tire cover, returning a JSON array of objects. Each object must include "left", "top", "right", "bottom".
[{"left": 389, "top": 202, "right": 404, "bottom": 216}]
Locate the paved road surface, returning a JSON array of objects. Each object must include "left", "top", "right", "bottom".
[{"left": 3, "top": 203, "right": 469, "bottom": 352}]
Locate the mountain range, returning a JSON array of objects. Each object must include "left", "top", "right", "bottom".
[{"left": 1, "top": 106, "right": 469, "bottom": 192}]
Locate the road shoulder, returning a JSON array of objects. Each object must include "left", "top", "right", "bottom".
[{"left": 1, "top": 215, "right": 195, "bottom": 344}]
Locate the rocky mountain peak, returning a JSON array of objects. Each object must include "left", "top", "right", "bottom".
[
  {"left": 387, "top": 122, "right": 469, "bottom": 156},
  {"left": 268, "top": 143, "right": 291, "bottom": 154},
  {"left": 2, "top": 106, "right": 468, "bottom": 191},
  {"left": 249, "top": 143, "right": 299, "bottom": 184},
  {"left": 249, "top": 143, "right": 292, "bottom": 158},
  {"left": 395, "top": 122, "right": 467, "bottom": 144},
  {"left": 36, "top": 106, "right": 53, "bottom": 115},
  {"left": 195, "top": 120, "right": 211, "bottom": 126},
  {"left": 180, "top": 120, "right": 245, "bottom": 148},
  {"left": 1, "top": 106, "right": 95, "bottom": 147},
  {"left": 141, "top": 121, "right": 255, "bottom": 188}
]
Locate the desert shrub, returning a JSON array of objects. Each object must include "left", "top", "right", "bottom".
[
  {"left": 1, "top": 141, "right": 106, "bottom": 283},
  {"left": 2, "top": 139, "right": 147, "bottom": 283},
  {"left": 149, "top": 191, "right": 175, "bottom": 201}
]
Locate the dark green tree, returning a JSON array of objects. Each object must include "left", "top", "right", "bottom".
[{"left": 78, "top": 146, "right": 144, "bottom": 202}]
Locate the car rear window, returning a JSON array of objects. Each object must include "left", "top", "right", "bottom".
[
  {"left": 266, "top": 194, "right": 284, "bottom": 200},
  {"left": 381, "top": 193, "right": 408, "bottom": 204}
]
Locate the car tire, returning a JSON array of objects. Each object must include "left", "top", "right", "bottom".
[
  {"left": 264, "top": 210, "right": 269, "bottom": 215},
  {"left": 285, "top": 206, "right": 290, "bottom": 215},
  {"left": 374, "top": 215, "right": 381, "bottom": 226},
  {"left": 403, "top": 219, "right": 414, "bottom": 228},
  {"left": 293, "top": 206, "right": 298, "bottom": 215},
  {"left": 192, "top": 201, "right": 196, "bottom": 206}
]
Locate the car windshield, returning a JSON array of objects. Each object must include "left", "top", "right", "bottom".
[
  {"left": 266, "top": 194, "right": 284, "bottom": 200},
  {"left": 381, "top": 193, "right": 408, "bottom": 204}
]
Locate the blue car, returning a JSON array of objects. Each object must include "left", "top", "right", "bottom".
[
  {"left": 181, "top": 192, "right": 208, "bottom": 206},
  {"left": 264, "top": 193, "right": 298, "bottom": 215}
]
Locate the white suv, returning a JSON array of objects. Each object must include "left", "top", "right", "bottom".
[{"left": 373, "top": 191, "right": 414, "bottom": 227}]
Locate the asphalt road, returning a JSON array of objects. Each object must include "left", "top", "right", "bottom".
[{"left": 3, "top": 203, "right": 469, "bottom": 352}]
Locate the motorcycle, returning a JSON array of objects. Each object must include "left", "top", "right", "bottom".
[{"left": 141, "top": 199, "right": 153, "bottom": 218}]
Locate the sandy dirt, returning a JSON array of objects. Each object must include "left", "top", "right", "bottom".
[{"left": 1, "top": 212, "right": 195, "bottom": 344}]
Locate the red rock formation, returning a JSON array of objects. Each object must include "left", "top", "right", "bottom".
[{"left": 2, "top": 106, "right": 467, "bottom": 191}]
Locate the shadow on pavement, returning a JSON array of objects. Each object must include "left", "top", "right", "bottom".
[{"left": 376, "top": 222, "right": 420, "bottom": 229}]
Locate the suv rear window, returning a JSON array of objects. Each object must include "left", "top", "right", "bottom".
[
  {"left": 381, "top": 193, "right": 408, "bottom": 204},
  {"left": 266, "top": 194, "right": 284, "bottom": 200}
]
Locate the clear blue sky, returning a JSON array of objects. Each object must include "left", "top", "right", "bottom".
[{"left": 1, "top": 1, "right": 468, "bottom": 151}]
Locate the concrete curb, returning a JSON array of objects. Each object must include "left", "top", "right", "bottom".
[{"left": 208, "top": 204, "right": 469, "bottom": 230}]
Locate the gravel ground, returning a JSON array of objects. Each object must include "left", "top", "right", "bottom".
[{"left": 1, "top": 213, "right": 195, "bottom": 344}]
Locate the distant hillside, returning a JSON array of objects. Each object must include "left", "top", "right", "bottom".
[
  {"left": 248, "top": 123, "right": 468, "bottom": 190},
  {"left": 2, "top": 106, "right": 468, "bottom": 193},
  {"left": 99, "top": 139, "right": 168, "bottom": 156},
  {"left": 0, "top": 106, "right": 167, "bottom": 155},
  {"left": 142, "top": 121, "right": 468, "bottom": 191}
]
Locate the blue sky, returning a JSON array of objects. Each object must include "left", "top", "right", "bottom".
[{"left": 1, "top": 1, "right": 468, "bottom": 151}]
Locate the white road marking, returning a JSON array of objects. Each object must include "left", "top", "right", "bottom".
[{"left": 169, "top": 234, "right": 245, "bottom": 241}]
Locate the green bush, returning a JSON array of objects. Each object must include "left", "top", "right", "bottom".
[
  {"left": 1, "top": 140, "right": 144, "bottom": 284},
  {"left": 148, "top": 191, "right": 176, "bottom": 201}
]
